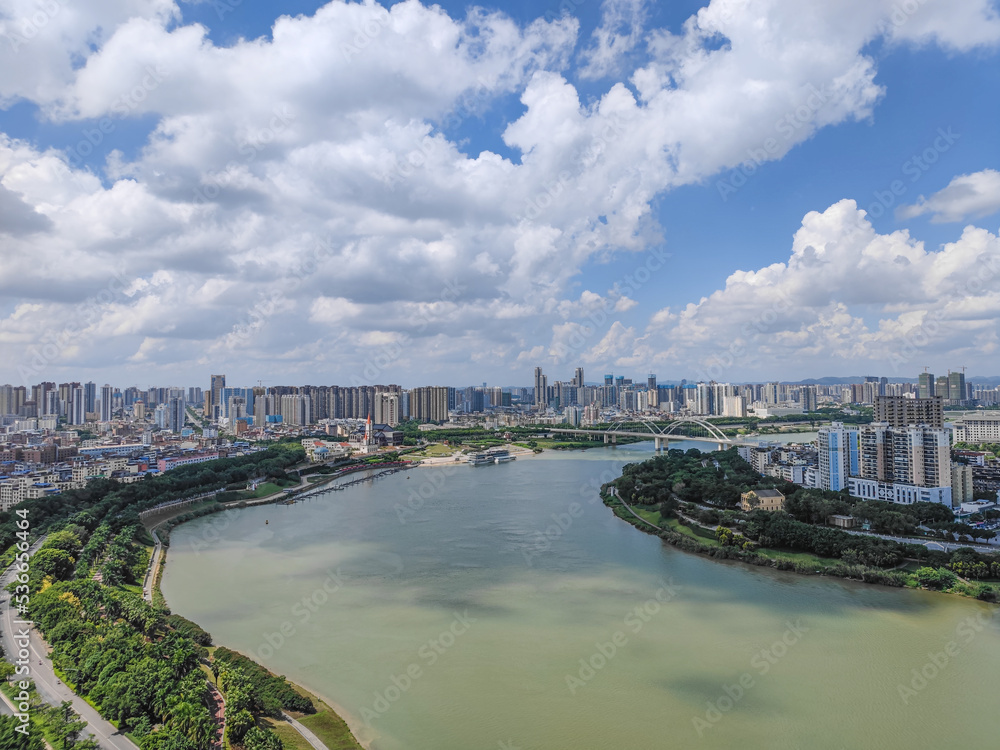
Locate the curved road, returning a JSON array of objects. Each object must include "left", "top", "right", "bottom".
[{"left": 1, "top": 537, "right": 139, "bottom": 750}]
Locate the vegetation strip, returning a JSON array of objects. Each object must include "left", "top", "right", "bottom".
[
  {"left": 0, "top": 440, "right": 365, "bottom": 750},
  {"left": 605, "top": 447, "right": 1000, "bottom": 601}
]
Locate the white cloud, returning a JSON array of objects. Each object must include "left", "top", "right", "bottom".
[
  {"left": 634, "top": 199, "right": 1000, "bottom": 380},
  {"left": 578, "top": 0, "right": 648, "bottom": 80},
  {"left": 0, "top": 0, "right": 998, "bottom": 383},
  {"left": 898, "top": 169, "right": 1000, "bottom": 223}
]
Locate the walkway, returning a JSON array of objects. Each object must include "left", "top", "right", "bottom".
[{"left": 281, "top": 712, "right": 331, "bottom": 750}]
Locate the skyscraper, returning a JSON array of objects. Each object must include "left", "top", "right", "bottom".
[
  {"left": 574, "top": 367, "right": 585, "bottom": 388},
  {"left": 949, "top": 370, "right": 967, "bottom": 404},
  {"left": 874, "top": 396, "right": 943, "bottom": 428},
  {"left": 818, "top": 423, "right": 859, "bottom": 492},
  {"left": 168, "top": 395, "right": 186, "bottom": 433},
  {"left": 918, "top": 371, "right": 935, "bottom": 399},
  {"left": 84, "top": 381, "right": 96, "bottom": 414},
  {"left": 207, "top": 374, "right": 226, "bottom": 420},
  {"left": 69, "top": 386, "right": 85, "bottom": 425},
  {"left": 99, "top": 384, "right": 114, "bottom": 422},
  {"left": 533, "top": 367, "right": 548, "bottom": 410}
]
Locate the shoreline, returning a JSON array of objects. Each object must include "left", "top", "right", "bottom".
[{"left": 153, "top": 521, "right": 373, "bottom": 750}]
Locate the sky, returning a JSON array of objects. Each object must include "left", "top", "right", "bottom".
[{"left": 0, "top": 0, "right": 999, "bottom": 389}]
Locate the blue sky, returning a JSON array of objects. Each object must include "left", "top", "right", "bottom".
[{"left": 1, "top": 0, "right": 999, "bottom": 387}]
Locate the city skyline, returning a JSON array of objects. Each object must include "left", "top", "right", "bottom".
[{"left": 0, "top": 1, "right": 999, "bottom": 384}]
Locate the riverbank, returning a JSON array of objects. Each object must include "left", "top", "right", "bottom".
[
  {"left": 148, "top": 499, "right": 370, "bottom": 750},
  {"left": 603, "top": 487, "right": 1000, "bottom": 601}
]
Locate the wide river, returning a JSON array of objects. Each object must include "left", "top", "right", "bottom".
[{"left": 163, "top": 443, "right": 1000, "bottom": 750}]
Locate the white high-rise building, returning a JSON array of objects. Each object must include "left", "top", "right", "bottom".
[
  {"left": 817, "top": 422, "right": 858, "bottom": 491},
  {"left": 375, "top": 393, "right": 400, "bottom": 426},
  {"left": 99, "top": 384, "right": 114, "bottom": 422},
  {"left": 69, "top": 386, "right": 85, "bottom": 425}
]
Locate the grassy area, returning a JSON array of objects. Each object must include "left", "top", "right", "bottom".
[
  {"left": 409, "top": 443, "right": 459, "bottom": 458},
  {"left": 249, "top": 482, "right": 285, "bottom": 497},
  {"left": 663, "top": 516, "right": 722, "bottom": 546},
  {"left": 261, "top": 716, "right": 315, "bottom": 750},
  {"left": 286, "top": 683, "right": 365, "bottom": 750},
  {"left": 756, "top": 547, "right": 839, "bottom": 570}
]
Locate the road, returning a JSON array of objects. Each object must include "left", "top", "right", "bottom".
[
  {"left": 841, "top": 528, "right": 998, "bottom": 554},
  {"left": 142, "top": 528, "right": 162, "bottom": 603},
  {"left": 1, "top": 537, "right": 139, "bottom": 750}
]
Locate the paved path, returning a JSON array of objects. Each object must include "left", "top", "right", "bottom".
[
  {"left": 0, "top": 537, "right": 139, "bottom": 750},
  {"left": 281, "top": 712, "right": 330, "bottom": 750},
  {"left": 142, "top": 528, "right": 162, "bottom": 603}
]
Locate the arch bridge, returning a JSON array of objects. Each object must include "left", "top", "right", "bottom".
[{"left": 550, "top": 416, "right": 744, "bottom": 451}]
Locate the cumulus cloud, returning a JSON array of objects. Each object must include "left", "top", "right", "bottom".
[
  {"left": 578, "top": 0, "right": 648, "bottom": 80},
  {"left": 898, "top": 169, "right": 1000, "bottom": 223},
  {"left": 0, "top": 0, "right": 998, "bottom": 383},
  {"left": 631, "top": 200, "right": 1000, "bottom": 380}
]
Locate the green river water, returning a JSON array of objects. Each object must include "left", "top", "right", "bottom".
[{"left": 161, "top": 443, "right": 1000, "bottom": 750}]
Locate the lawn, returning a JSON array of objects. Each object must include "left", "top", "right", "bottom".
[
  {"left": 756, "top": 547, "right": 838, "bottom": 569},
  {"left": 663, "top": 516, "right": 722, "bottom": 546},
  {"left": 260, "top": 717, "right": 314, "bottom": 750},
  {"left": 409, "top": 443, "right": 458, "bottom": 458},
  {"left": 284, "top": 684, "right": 365, "bottom": 750}
]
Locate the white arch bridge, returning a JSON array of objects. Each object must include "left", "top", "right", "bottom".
[{"left": 549, "top": 417, "right": 751, "bottom": 451}]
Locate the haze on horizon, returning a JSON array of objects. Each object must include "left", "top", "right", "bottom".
[{"left": 1, "top": 0, "right": 999, "bottom": 387}]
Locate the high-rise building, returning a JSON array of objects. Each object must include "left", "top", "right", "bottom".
[
  {"left": 801, "top": 385, "right": 818, "bottom": 413},
  {"left": 935, "top": 375, "right": 950, "bottom": 402},
  {"left": 949, "top": 370, "right": 967, "bottom": 404},
  {"left": 84, "top": 382, "right": 96, "bottom": 414},
  {"left": 574, "top": 367, "right": 585, "bottom": 388},
  {"left": 951, "top": 464, "right": 974, "bottom": 505},
  {"left": 818, "top": 423, "right": 859, "bottom": 491},
  {"left": 410, "top": 387, "right": 450, "bottom": 422},
  {"left": 874, "top": 396, "right": 943, "bottom": 428},
  {"left": 533, "top": 368, "right": 548, "bottom": 410},
  {"left": 279, "top": 394, "right": 311, "bottom": 426},
  {"left": 849, "top": 422, "right": 952, "bottom": 505},
  {"left": 69, "top": 386, "right": 85, "bottom": 426},
  {"left": 647, "top": 374, "right": 657, "bottom": 391},
  {"left": 99, "top": 384, "right": 114, "bottom": 422},
  {"left": 695, "top": 382, "right": 713, "bottom": 415},
  {"left": 918, "top": 371, "right": 935, "bottom": 399},
  {"left": 168, "top": 395, "right": 186, "bottom": 433},
  {"left": 207, "top": 374, "right": 226, "bottom": 420},
  {"left": 604, "top": 374, "right": 613, "bottom": 387},
  {"left": 375, "top": 393, "right": 400, "bottom": 426},
  {"left": 0, "top": 384, "right": 13, "bottom": 416}
]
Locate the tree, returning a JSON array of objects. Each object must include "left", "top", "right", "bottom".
[
  {"left": 241, "top": 728, "right": 282, "bottom": 750},
  {"left": 0, "top": 715, "right": 45, "bottom": 750}
]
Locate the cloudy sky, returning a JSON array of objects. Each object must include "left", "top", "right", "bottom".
[{"left": 1, "top": 0, "right": 999, "bottom": 389}]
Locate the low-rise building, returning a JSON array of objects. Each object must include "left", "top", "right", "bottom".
[{"left": 740, "top": 488, "right": 786, "bottom": 512}]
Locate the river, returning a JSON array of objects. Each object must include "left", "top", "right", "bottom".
[{"left": 162, "top": 444, "right": 1000, "bottom": 750}]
